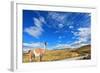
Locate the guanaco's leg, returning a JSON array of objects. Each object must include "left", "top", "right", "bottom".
[{"left": 40, "top": 55, "right": 43, "bottom": 62}]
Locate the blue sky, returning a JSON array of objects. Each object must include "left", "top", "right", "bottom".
[{"left": 23, "top": 10, "right": 91, "bottom": 50}]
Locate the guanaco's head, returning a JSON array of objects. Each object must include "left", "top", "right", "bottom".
[{"left": 28, "top": 50, "right": 31, "bottom": 53}]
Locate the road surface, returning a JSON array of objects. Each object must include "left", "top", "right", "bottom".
[{"left": 61, "top": 54, "right": 89, "bottom": 61}]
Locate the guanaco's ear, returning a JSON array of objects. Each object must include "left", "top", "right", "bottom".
[{"left": 28, "top": 50, "right": 31, "bottom": 53}]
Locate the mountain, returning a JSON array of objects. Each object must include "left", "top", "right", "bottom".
[
  {"left": 75, "top": 45, "right": 91, "bottom": 53},
  {"left": 70, "top": 45, "right": 91, "bottom": 59}
]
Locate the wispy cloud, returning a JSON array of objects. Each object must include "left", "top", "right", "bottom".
[
  {"left": 72, "top": 27, "right": 91, "bottom": 44},
  {"left": 52, "top": 43, "right": 84, "bottom": 49},
  {"left": 39, "top": 16, "right": 46, "bottom": 24},
  {"left": 58, "top": 36, "right": 65, "bottom": 39},
  {"left": 58, "top": 24, "right": 64, "bottom": 28},
  {"left": 23, "top": 42, "right": 44, "bottom": 48},
  {"left": 78, "top": 27, "right": 90, "bottom": 38},
  {"left": 47, "top": 12, "right": 67, "bottom": 29},
  {"left": 24, "top": 26, "right": 43, "bottom": 38},
  {"left": 34, "top": 17, "right": 46, "bottom": 27},
  {"left": 24, "top": 17, "right": 45, "bottom": 38},
  {"left": 53, "top": 41, "right": 90, "bottom": 49},
  {"left": 69, "top": 25, "right": 74, "bottom": 29},
  {"left": 55, "top": 44, "right": 71, "bottom": 48},
  {"left": 23, "top": 42, "right": 45, "bottom": 52},
  {"left": 48, "top": 12, "right": 66, "bottom": 22}
]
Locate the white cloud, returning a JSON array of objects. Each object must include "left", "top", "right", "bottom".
[
  {"left": 51, "top": 41, "right": 90, "bottom": 49},
  {"left": 24, "top": 26, "right": 43, "bottom": 38},
  {"left": 54, "top": 43, "right": 82, "bottom": 49},
  {"left": 77, "top": 27, "right": 91, "bottom": 43},
  {"left": 72, "top": 27, "right": 91, "bottom": 45},
  {"left": 58, "top": 36, "right": 65, "bottom": 39},
  {"left": 47, "top": 12, "right": 66, "bottom": 27},
  {"left": 24, "top": 17, "right": 45, "bottom": 38},
  {"left": 78, "top": 27, "right": 90, "bottom": 38},
  {"left": 58, "top": 24, "right": 64, "bottom": 28},
  {"left": 58, "top": 36, "right": 62, "bottom": 39},
  {"left": 47, "top": 12, "right": 75, "bottom": 30},
  {"left": 34, "top": 18, "right": 42, "bottom": 27},
  {"left": 39, "top": 16, "right": 46, "bottom": 24},
  {"left": 69, "top": 26, "right": 74, "bottom": 29},
  {"left": 48, "top": 12, "right": 66, "bottom": 22},
  {"left": 23, "top": 42, "right": 44, "bottom": 48},
  {"left": 33, "top": 17, "right": 45, "bottom": 28},
  {"left": 70, "top": 41, "right": 89, "bottom": 49},
  {"left": 23, "top": 42, "right": 45, "bottom": 53},
  {"left": 54, "top": 43, "right": 71, "bottom": 49}
]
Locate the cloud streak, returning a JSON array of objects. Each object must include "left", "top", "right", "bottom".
[
  {"left": 23, "top": 42, "right": 44, "bottom": 48},
  {"left": 24, "top": 17, "right": 45, "bottom": 38},
  {"left": 72, "top": 27, "right": 91, "bottom": 45}
]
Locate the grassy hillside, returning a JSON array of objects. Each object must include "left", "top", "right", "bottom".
[
  {"left": 23, "top": 45, "right": 91, "bottom": 63},
  {"left": 75, "top": 45, "right": 91, "bottom": 59}
]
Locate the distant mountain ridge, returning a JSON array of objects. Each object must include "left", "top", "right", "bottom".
[
  {"left": 53, "top": 44, "right": 90, "bottom": 50},
  {"left": 23, "top": 44, "right": 91, "bottom": 53}
]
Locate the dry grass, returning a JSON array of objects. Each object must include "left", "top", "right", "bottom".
[{"left": 23, "top": 45, "right": 91, "bottom": 63}]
